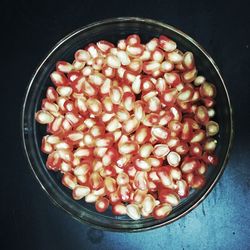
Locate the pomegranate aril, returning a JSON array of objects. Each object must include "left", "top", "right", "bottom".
[
  {"left": 176, "top": 180, "right": 189, "bottom": 198},
  {"left": 116, "top": 172, "right": 129, "bottom": 186},
  {"left": 118, "top": 141, "right": 139, "bottom": 155},
  {"left": 116, "top": 154, "right": 131, "bottom": 169},
  {"left": 83, "top": 81, "right": 98, "bottom": 97},
  {"left": 169, "top": 106, "right": 182, "bottom": 121},
  {"left": 177, "top": 86, "right": 194, "bottom": 102},
  {"left": 166, "top": 49, "right": 183, "bottom": 64},
  {"left": 190, "top": 129, "right": 206, "bottom": 143},
  {"left": 146, "top": 38, "right": 158, "bottom": 51},
  {"left": 142, "top": 90, "right": 158, "bottom": 103},
  {"left": 72, "top": 60, "right": 85, "bottom": 70},
  {"left": 159, "top": 111, "right": 174, "bottom": 126},
  {"left": 134, "top": 126, "right": 150, "bottom": 144},
  {"left": 62, "top": 173, "right": 77, "bottom": 190},
  {"left": 54, "top": 141, "right": 72, "bottom": 151},
  {"left": 104, "top": 177, "right": 117, "bottom": 194},
  {"left": 57, "top": 149, "right": 74, "bottom": 163},
  {"left": 159, "top": 35, "right": 176, "bottom": 52},
  {"left": 159, "top": 188, "right": 180, "bottom": 206},
  {"left": 123, "top": 70, "right": 137, "bottom": 85},
  {"left": 126, "top": 44, "right": 144, "bottom": 57},
  {"left": 134, "top": 157, "right": 151, "bottom": 171},
  {"left": 169, "top": 167, "right": 182, "bottom": 180},
  {"left": 96, "top": 40, "right": 114, "bottom": 53},
  {"left": 93, "top": 147, "right": 108, "bottom": 158},
  {"left": 89, "top": 172, "right": 104, "bottom": 190},
  {"left": 195, "top": 161, "right": 207, "bottom": 175},
  {"left": 157, "top": 168, "right": 173, "bottom": 188},
  {"left": 82, "top": 66, "right": 94, "bottom": 76},
  {"left": 118, "top": 134, "right": 129, "bottom": 146},
  {"left": 95, "top": 197, "right": 109, "bottom": 213},
  {"left": 83, "top": 133, "right": 95, "bottom": 147},
  {"left": 155, "top": 77, "right": 167, "bottom": 93},
  {"left": 152, "top": 144, "right": 170, "bottom": 158},
  {"left": 74, "top": 162, "right": 90, "bottom": 176},
  {"left": 106, "top": 54, "right": 121, "bottom": 68},
  {"left": 131, "top": 189, "right": 146, "bottom": 204},
  {"left": 181, "top": 120, "right": 193, "bottom": 141},
  {"left": 112, "top": 203, "right": 127, "bottom": 215},
  {"left": 181, "top": 157, "right": 199, "bottom": 173},
  {"left": 74, "top": 147, "right": 92, "bottom": 158},
  {"left": 102, "top": 148, "right": 118, "bottom": 167},
  {"left": 85, "top": 43, "right": 100, "bottom": 59},
  {"left": 41, "top": 136, "right": 53, "bottom": 154},
  {"left": 182, "top": 172, "right": 194, "bottom": 186},
  {"left": 86, "top": 98, "right": 102, "bottom": 116},
  {"left": 75, "top": 49, "right": 91, "bottom": 62},
  {"left": 167, "top": 151, "right": 181, "bottom": 167},
  {"left": 110, "top": 86, "right": 123, "bottom": 105},
  {"left": 42, "top": 99, "right": 59, "bottom": 113},
  {"left": 36, "top": 35, "right": 220, "bottom": 220},
  {"left": 203, "top": 97, "right": 215, "bottom": 108},
  {"left": 206, "top": 121, "right": 219, "bottom": 136},
  {"left": 140, "top": 50, "right": 151, "bottom": 61},
  {"left": 66, "top": 131, "right": 84, "bottom": 143},
  {"left": 126, "top": 34, "right": 141, "bottom": 46},
  {"left": 85, "top": 193, "right": 99, "bottom": 203},
  {"left": 60, "top": 161, "right": 72, "bottom": 173},
  {"left": 46, "top": 87, "right": 58, "bottom": 102},
  {"left": 127, "top": 59, "right": 143, "bottom": 74},
  {"left": 126, "top": 204, "right": 141, "bottom": 220},
  {"left": 46, "top": 151, "right": 61, "bottom": 171},
  {"left": 143, "top": 61, "right": 160, "bottom": 74},
  {"left": 84, "top": 118, "right": 97, "bottom": 128},
  {"left": 204, "top": 138, "right": 217, "bottom": 152},
  {"left": 151, "top": 48, "right": 165, "bottom": 62},
  {"left": 49, "top": 116, "right": 63, "bottom": 134},
  {"left": 35, "top": 110, "right": 54, "bottom": 124},
  {"left": 160, "top": 60, "right": 174, "bottom": 73},
  {"left": 200, "top": 82, "right": 216, "bottom": 98},
  {"left": 133, "top": 171, "right": 148, "bottom": 190},
  {"left": 153, "top": 203, "right": 172, "bottom": 219},
  {"left": 92, "top": 187, "right": 106, "bottom": 197},
  {"left": 183, "top": 52, "right": 195, "bottom": 70},
  {"left": 189, "top": 143, "right": 202, "bottom": 156},
  {"left": 88, "top": 72, "right": 105, "bottom": 86},
  {"left": 146, "top": 96, "right": 161, "bottom": 113},
  {"left": 141, "top": 194, "right": 156, "bottom": 214},
  {"left": 161, "top": 88, "right": 178, "bottom": 106},
  {"left": 148, "top": 157, "right": 163, "bottom": 168},
  {"left": 194, "top": 75, "right": 206, "bottom": 86},
  {"left": 168, "top": 120, "right": 182, "bottom": 135},
  {"left": 122, "top": 116, "right": 139, "bottom": 135},
  {"left": 151, "top": 126, "right": 169, "bottom": 141},
  {"left": 72, "top": 186, "right": 90, "bottom": 200},
  {"left": 118, "top": 184, "right": 132, "bottom": 202},
  {"left": 50, "top": 71, "right": 69, "bottom": 86},
  {"left": 139, "top": 143, "right": 154, "bottom": 158},
  {"left": 106, "top": 117, "right": 121, "bottom": 132},
  {"left": 181, "top": 68, "right": 197, "bottom": 83}
]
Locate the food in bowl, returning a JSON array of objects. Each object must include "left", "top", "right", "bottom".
[{"left": 35, "top": 34, "right": 219, "bottom": 220}]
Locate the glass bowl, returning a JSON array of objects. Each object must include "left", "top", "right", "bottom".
[{"left": 22, "top": 17, "right": 233, "bottom": 232}]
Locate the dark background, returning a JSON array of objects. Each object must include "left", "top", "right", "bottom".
[{"left": 2, "top": 0, "right": 250, "bottom": 249}]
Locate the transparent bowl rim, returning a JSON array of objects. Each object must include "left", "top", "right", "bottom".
[{"left": 21, "top": 17, "right": 234, "bottom": 232}]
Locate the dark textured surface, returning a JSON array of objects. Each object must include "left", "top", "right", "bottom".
[{"left": 1, "top": 0, "right": 250, "bottom": 249}]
